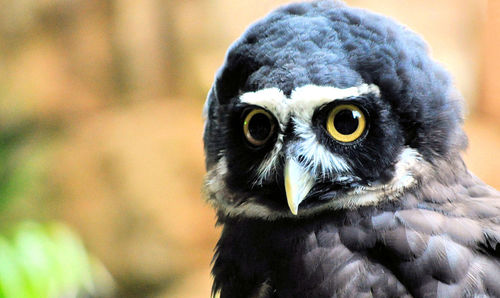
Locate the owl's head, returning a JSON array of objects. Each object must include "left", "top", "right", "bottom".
[{"left": 203, "top": 1, "right": 467, "bottom": 220}]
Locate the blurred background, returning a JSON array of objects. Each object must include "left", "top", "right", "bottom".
[{"left": 0, "top": 0, "right": 498, "bottom": 297}]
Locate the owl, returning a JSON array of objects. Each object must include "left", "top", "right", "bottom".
[{"left": 202, "top": 1, "right": 500, "bottom": 297}]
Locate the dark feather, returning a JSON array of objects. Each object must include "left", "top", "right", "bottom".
[{"left": 213, "top": 170, "right": 500, "bottom": 297}]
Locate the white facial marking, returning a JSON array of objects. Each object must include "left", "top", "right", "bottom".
[
  {"left": 391, "top": 147, "right": 422, "bottom": 189},
  {"left": 289, "top": 83, "right": 380, "bottom": 122},
  {"left": 238, "top": 84, "right": 380, "bottom": 184},
  {"left": 239, "top": 87, "right": 288, "bottom": 129},
  {"left": 290, "top": 114, "right": 351, "bottom": 177},
  {"left": 252, "top": 134, "right": 283, "bottom": 186},
  {"left": 328, "top": 147, "right": 422, "bottom": 208},
  {"left": 205, "top": 156, "right": 229, "bottom": 198}
]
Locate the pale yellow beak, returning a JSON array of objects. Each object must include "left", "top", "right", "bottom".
[{"left": 284, "top": 159, "right": 315, "bottom": 215}]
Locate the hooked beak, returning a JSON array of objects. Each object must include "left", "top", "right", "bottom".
[{"left": 284, "top": 159, "right": 315, "bottom": 215}]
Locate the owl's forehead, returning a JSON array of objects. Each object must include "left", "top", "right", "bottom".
[
  {"left": 239, "top": 84, "right": 380, "bottom": 125},
  {"left": 244, "top": 60, "right": 364, "bottom": 97}
]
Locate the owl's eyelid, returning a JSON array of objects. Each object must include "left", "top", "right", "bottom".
[
  {"left": 241, "top": 103, "right": 276, "bottom": 117},
  {"left": 312, "top": 98, "right": 370, "bottom": 125},
  {"left": 240, "top": 104, "right": 284, "bottom": 132}
]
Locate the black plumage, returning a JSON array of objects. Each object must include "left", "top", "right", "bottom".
[{"left": 203, "top": 1, "right": 500, "bottom": 297}]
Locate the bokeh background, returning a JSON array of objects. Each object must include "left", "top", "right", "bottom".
[{"left": 0, "top": 0, "right": 498, "bottom": 297}]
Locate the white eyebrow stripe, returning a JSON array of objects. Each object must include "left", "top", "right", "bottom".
[
  {"left": 239, "top": 87, "right": 289, "bottom": 128},
  {"left": 291, "top": 83, "right": 380, "bottom": 102},
  {"left": 289, "top": 83, "right": 380, "bottom": 123},
  {"left": 238, "top": 84, "right": 380, "bottom": 125}
]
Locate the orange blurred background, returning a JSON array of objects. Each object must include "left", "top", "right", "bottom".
[{"left": 0, "top": 0, "right": 498, "bottom": 297}]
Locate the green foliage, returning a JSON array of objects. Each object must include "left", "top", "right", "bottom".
[
  {"left": 0, "top": 122, "right": 40, "bottom": 212},
  {"left": 0, "top": 222, "right": 97, "bottom": 298}
]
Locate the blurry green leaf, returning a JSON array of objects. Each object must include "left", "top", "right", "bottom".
[
  {"left": 14, "top": 223, "right": 55, "bottom": 297},
  {"left": 0, "top": 121, "right": 38, "bottom": 211},
  {"left": 46, "top": 222, "right": 95, "bottom": 296},
  {"left": 0, "top": 221, "right": 105, "bottom": 298},
  {"left": 0, "top": 236, "right": 27, "bottom": 298}
]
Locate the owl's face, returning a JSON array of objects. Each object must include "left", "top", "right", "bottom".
[
  {"left": 204, "top": 83, "right": 421, "bottom": 219},
  {"left": 203, "top": 2, "right": 466, "bottom": 220}
]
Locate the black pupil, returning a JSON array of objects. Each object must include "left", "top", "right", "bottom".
[
  {"left": 248, "top": 113, "right": 271, "bottom": 141},
  {"left": 334, "top": 109, "right": 359, "bottom": 135}
]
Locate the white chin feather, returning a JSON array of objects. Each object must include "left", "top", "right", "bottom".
[
  {"left": 204, "top": 147, "right": 429, "bottom": 220},
  {"left": 319, "top": 147, "right": 424, "bottom": 209}
]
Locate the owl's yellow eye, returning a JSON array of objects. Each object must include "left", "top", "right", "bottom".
[
  {"left": 243, "top": 108, "right": 275, "bottom": 146},
  {"left": 326, "top": 104, "right": 366, "bottom": 143}
]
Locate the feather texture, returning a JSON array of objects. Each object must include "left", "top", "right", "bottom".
[{"left": 212, "top": 167, "right": 500, "bottom": 297}]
